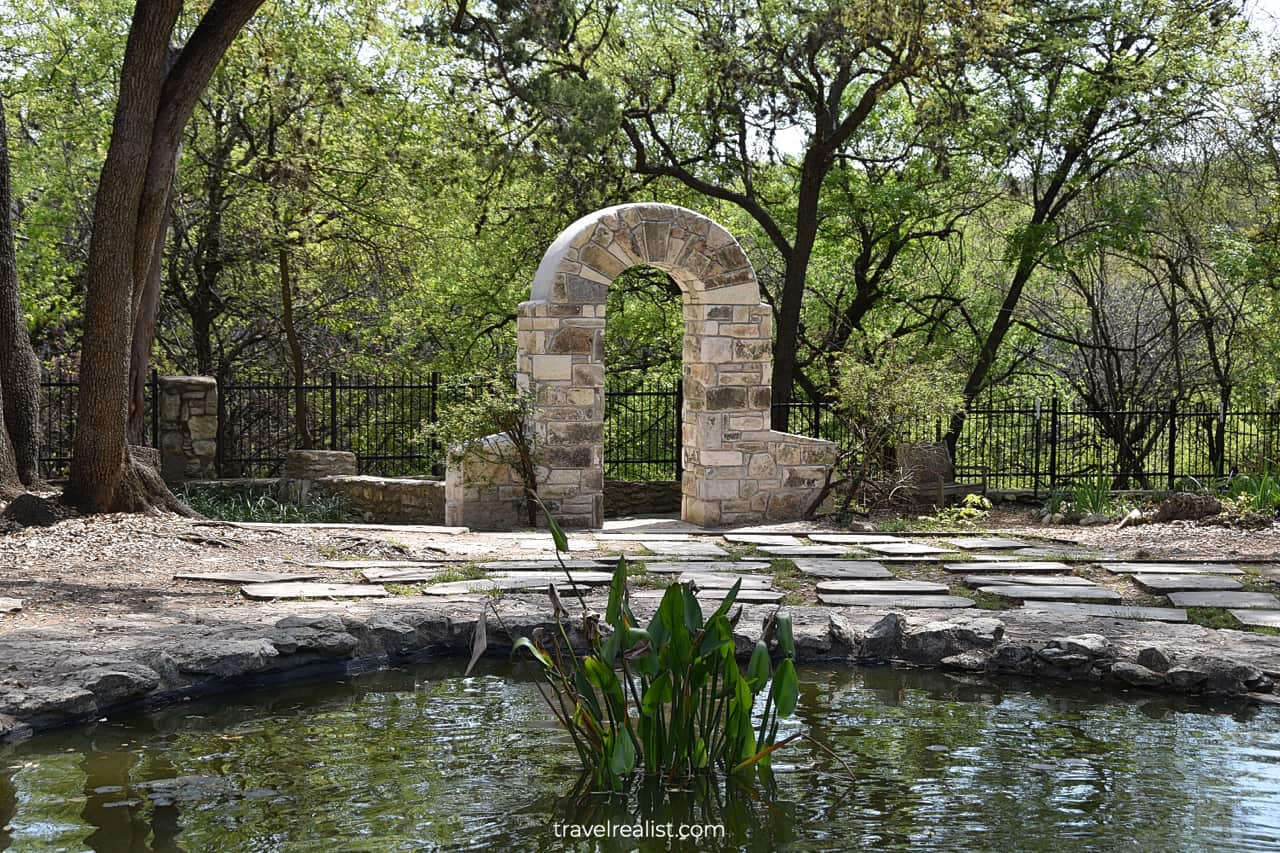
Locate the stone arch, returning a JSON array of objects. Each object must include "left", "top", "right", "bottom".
[{"left": 446, "top": 203, "right": 836, "bottom": 529}]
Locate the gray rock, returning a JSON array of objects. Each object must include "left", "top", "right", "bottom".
[
  {"left": 1035, "top": 647, "right": 1093, "bottom": 672},
  {"left": 940, "top": 651, "right": 991, "bottom": 671},
  {"left": 862, "top": 613, "right": 904, "bottom": 661},
  {"left": 1152, "top": 492, "right": 1221, "bottom": 522},
  {"left": 0, "top": 685, "right": 97, "bottom": 720},
  {"left": 900, "top": 616, "right": 1005, "bottom": 663},
  {"left": 1136, "top": 646, "right": 1173, "bottom": 673},
  {"left": 72, "top": 663, "right": 160, "bottom": 706},
  {"left": 1052, "top": 634, "right": 1112, "bottom": 659},
  {"left": 990, "top": 642, "right": 1036, "bottom": 674},
  {"left": 1110, "top": 662, "right": 1164, "bottom": 687},
  {"left": 829, "top": 614, "right": 863, "bottom": 655},
  {"left": 1078, "top": 513, "right": 1113, "bottom": 526},
  {"left": 364, "top": 615, "right": 420, "bottom": 655},
  {"left": 1166, "top": 667, "right": 1209, "bottom": 690},
  {"left": 171, "top": 638, "right": 279, "bottom": 678}
]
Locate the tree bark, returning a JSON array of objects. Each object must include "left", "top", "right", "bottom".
[
  {"left": 279, "top": 248, "right": 313, "bottom": 450},
  {"left": 0, "top": 92, "right": 42, "bottom": 486},
  {"left": 65, "top": 0, "right": 266, "bottom": 513}
]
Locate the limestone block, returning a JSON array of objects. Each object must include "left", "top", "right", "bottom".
[
  {"left": 188, "top": 414, "right": 218, "bottom": 441},
  {"left": 530, "top": 355, "right": 574, "bottom": 381}
]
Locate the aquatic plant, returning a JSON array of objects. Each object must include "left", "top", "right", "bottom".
[{"left": 501, "top": 505, "right": 801, "bottom": 791}]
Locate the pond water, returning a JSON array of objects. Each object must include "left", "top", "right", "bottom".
[{"left": 2, "top": 661, "right": 1278, "bottom": 852}]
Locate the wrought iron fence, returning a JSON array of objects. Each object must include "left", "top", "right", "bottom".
[
  {"left": 38, "top": 370, "right": 158, "bottom": 479},
  {"left": 37, "top": 372, "right": 1280, "bottom": 491}
]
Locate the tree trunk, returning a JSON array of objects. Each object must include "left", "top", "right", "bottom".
[
  {"left": 279, "top": 248, "right": 313, "bottom": 450},
  {"left": 769, "top": 159, "right": 823, "bottom": 429},
  {"left": 0, "top": 92, "right": 42, "bottom": 487},
  {"left": 64, "top": 0, "right": 266, "bottom": 513},
  {"left": 127, "top": 172, "right": 175, "bottom": 445}
]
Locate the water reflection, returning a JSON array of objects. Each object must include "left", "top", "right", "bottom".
[{"left": 1, "top": 662, "right": 1277, "bottom": 851}]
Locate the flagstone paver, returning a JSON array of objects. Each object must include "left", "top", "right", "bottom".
[
  {"left": 755, "top": 544, "right": 856, "bottom": 557},
  {"left": 790, "top": 559, "right": 894, "bottom": 579},
  {"left": 479, "top": 559, "right": 614, "bottom": 570},
  {"left": 722, "top": 534, "right": 804, "bottom": 546},
  {"left": 962, "top": 574, "right": 1097, "bottom": 587},
  {"left": 677, "top": 572, "right": 774, "bottom": 589},
  {"left": 817, "top": 593, "right": 975, "bottom": 609},
  {"left": 1019, "top": 602, "right": 1189, "bottom": 623},
  {"left": 642, "top": 561, "right": 771, "bottom": 574},
  {"left": 176, "top": 571, "right": 323, "bottom": 584},
  {"left": 1167, "top": 591, "right": 1280, "bottom": 609},
  {"left": 305, "top": 560, "right": 443, "bottom": 570},
  {"left": 594, "top": 533, "right": 693, "bottom": 542},
  {"left": 815, "top": 580, "right": 950, "bottom": 595},
  {"left": 947, "top": 537, "right": 1029, "bottom": 550},
  {"left": 1230, "top": 609, "right": 1280, "bottom": 629},
  {"left": 360, "top": 568, "right": 445, "bottom": 583},
  {"left": 1104, "top": 563, "right": 1246, "bottom": 576},
  {"left": 978, "top": 584, "right": 1122, "bottom": 603},
  {"left": 0, "top": 598, "right": 21, "bottom": 613},
  {"left": 945, "top": 561, "right": 1073, "bottom": 574},
  {"left": 863, "top": 542, "right": 956, "bottom": 556},
  {"left": 241, "top": 582, "right": 389, "bottom": 600},
  {"left": 642, "top": 541, "right": 730, "bottom": 558},
  {"left": 806, "top": 533, "right": 904, "bottom": 544},
  {"left": 1129, "top": 574, "right": 1244, "bottom": 593}
]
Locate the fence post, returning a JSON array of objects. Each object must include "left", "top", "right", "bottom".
[
  {"left": 1048, "top": 395, "right": 1059, "bottom": 492},
  {"left": 1032, "top": 397, "right": 1042, "bottom": 498},
  {"left": 1167, "top": 400, "right": 1177, "bottom": 490},
  {"left": 149, "top": 368, "right": 159, "bottom": 449},
  {"left": 674, "top": 381, "right": 684, "bottom": 482},
  {"left": 811, "top": 396, "right": 821, "bottom": 439},
  {"left": 215, "top": 376, "right": 226, "bottom": 478},
  {"left": 329, "top": 371, "right": 339, "bottom": 450},
  {"left": 1215, "top": 400, "right": 1227, "bottom": 480}
]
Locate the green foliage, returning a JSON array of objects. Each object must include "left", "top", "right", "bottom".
[
  {"left": 180, "top": 484, "right": 351, "bottom": 523},
  {"left": 927, "top": 494, "right": 993, "bottom": 529},
  {"left": 1070, "top": 477, "right": 1115, "bottom": 516},
  {"left": 1226, "top": 473, "right": 1280, "bottom": 514}
]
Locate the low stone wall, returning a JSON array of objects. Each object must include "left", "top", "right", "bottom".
[
  {"left": 309, "top": 476, "right": 445, "bottom": 525},
  {"left": 604, "top": 480, "right": 682, "bottom": 517}
]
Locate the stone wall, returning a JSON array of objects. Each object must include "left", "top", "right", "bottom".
[
  {"left": 443, "top": 434, "right": 532, "bottom": 530},
  {"left": 158, "top": 376, "right": 218, "bottom": 483},
  {"left": 447, "top": 202, "right": 838, "bottom": 530},
  {"left": 603, "top": 480, "right": 682, "bottom": 518},
  {"left": 309, "top": 475, "right": 445, "bottom": 524}
]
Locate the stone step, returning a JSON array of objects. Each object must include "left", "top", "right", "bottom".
[
  {"left": 755, "top": 544, "right": 857, "bottom": 557},
  {"left": 594, "top": 533, "right": 692, "bottom": 542},
  {"left": 241, "top": 582, "right": 388, "bottom": 600},
  {"left": 360, "top": 567, "right": 443, "bottom": 583},
  {"left": 1129, "top": 574, "right": 1244, "bottom": 593},
  {"left": 722, "top": 534, "right": 804, "bottom": 546},
  {"left": 862, "top": 542, "right": 957, "bottom": 556},
  {"left": 641, "top": 561, "right": 771, "bottom": 574},
  {"left": 946, "top": 537, "right": 1029, "bottom": 550},
  {"left": 478, "top": 559, "right": 614, "bottom": 571},
  {"left": 978, "top": 585, "right": 1122, "bottom": 603},
  {"left": 176, "top": 571, "right": 322, "bottom": 584},
  {"left": 945, "top": 561, "right": 1073, "bottom": 574},
  {"left": 790, "top": 559, "right": 893, "bottom": 579},
  {"left": 807, "top": 533, "right": 904, "bottom": 544},
  {"left": 817, "top": 593, "right": 975, "bottom": 609},
  {"left": 1019, "top": 602, "right": 1188, "bottom": 623},
  {"left": 678, "top": 572, "right": 774, "bottom": 590},
  {"left": 1167, "top": 591, "right": 1280, "bottom": 609},
  {"left": 815, "top": 580, "right": 950, "bottom": 595},
  {"left": 962, "top": 574, "right": 1096, "bottom": 587},
  {"left": 641, "top": 541, "right": 730, "bottom": 557},
  {"left": 1013, "top": 547, "right": 1102, "bottom": 561},
  {"left": 1104, "top": 562, "right": 1245, "bottom": 576},
  {"left": 305, "top": 560, "right": 443, "bottom": 570},
  {"left": 1230, "top": 609, "right": 1280, "bottom": 629}
]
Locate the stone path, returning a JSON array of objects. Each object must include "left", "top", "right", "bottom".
[
  {"left": 241, "top": 582, "right": 389, "bottom": 600},
  {"left": 979, "top": 584, "right": 1122, "bottom": 603},
  {"left": 945, "top": 561, "right": 1073, "bottom": 574},
  {"left": 1129, "top": 574, "right": 1244, "bottom": 593},
  {"left": 678, "top": 572, "right": 774, "bottom": 590},
  {"left": 1231, "top": 610, "right": 1280, "bottom": 629},
  {"left": 755, "top": 544, "right": 855, "bottom": 556},
  {"left": 478, "top": 559, "right": 614, "bottom": 570},
  {"left": 305, "top": 560, "right": 443, "bottom": 570},
  {"left": 0, "top": 598, "right": 21, "bottom": 613},
  {"left": 790, "top": 559, "right": 893, "bottom": 579},
  {"left": 863, "top": 542, "right": 956, "bottom": 556},
  {"left": 817, "top": 593, "right": 975, "bottom": 609},
  {"left": 176, "top": 571, "right": 322, "bottom": 584},
  {"left": 1104, "top": 562, "right": 1245, "bottom": 575},
  {"left": 962, "top": 574, "right": 1097, "bottom": 587},
  {"left": 1168, "top": 591, "right": 1280, "bottom": 609},
  {"left": 947, "top": 536, "right": 1029, "bottom": 550},
  {"left": 631, "top": 588, "right": 785, "bottom": 604},
  {"left": 642, "top": 541, "right": 729, "bottom": 557},
  {"left": 807, "top": 533, "right": 903, "bottom": 544},
  {"left": 1020, "top": 602, "right": 1189, "bottom": 623},
  {"left": 722, "top": 534, "right": 803, "bottom": 546},
  {"left": 815, "top": 580, "right": 949, "bottom": 595},
  {"left": 359, "top": 568, "right": 444, "bottom": 583},
  {"left": 642, "top": 561, "right": 771, "bottom": 574},
  {"left": 594, "top": 533, "right": 692, "bottom": 541}
]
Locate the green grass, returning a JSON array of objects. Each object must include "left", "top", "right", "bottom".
[
  {"left": 426, "top": 563, "right": 488, "bottom": 584},
  {"left": 384, "top": 583, "right": 423, "bottom": 596},
  {"left": 181, "top": 485, "right": 353, "bottom": 523},
  {"left": 1186, "top": 607, "right": 1241, "bottom": 630}
]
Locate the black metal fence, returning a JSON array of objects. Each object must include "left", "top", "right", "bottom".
[
  {"left": 37, "top": 372, "right": 1280, "bottom": 491},
  {"left": 38, "top": 371, "right": 158, "bottom": 479}
]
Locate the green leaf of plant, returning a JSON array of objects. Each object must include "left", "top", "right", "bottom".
[
  {"left": 611, "top": 730, "right": 636, "bottom": 777},
  {"left": 746, "top": 640, "right": 771, "bottom": 694},
  {"left": 775, "top": 612, "right": 795, "bottom": 659},
  {"left": 511, "top": 635, "right": 552, "bottom": 668},
  {"left": 606, "top": 555, "right": 627, "bottom": 626},
  {"left": 772, "top": 658, "right": 799, "bottom": 717},
  {"left": 708, "top": 579, "right": 742, "bottom": 622}
]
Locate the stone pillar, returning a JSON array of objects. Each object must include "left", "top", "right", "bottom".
[{"left": 157, "top": 376, "right": 218, "bottom": 483}]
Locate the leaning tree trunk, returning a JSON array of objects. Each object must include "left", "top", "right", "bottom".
[
  {"left": 0, "top": 92, "right": 41, "bottom": 487},
  {"left": 64, "top": 0, "right": 266, "bottom": 514}
]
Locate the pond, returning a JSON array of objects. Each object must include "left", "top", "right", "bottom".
[{"left": 2, "top": 661, "right": 1278, "bottom": 852}]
